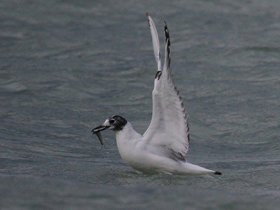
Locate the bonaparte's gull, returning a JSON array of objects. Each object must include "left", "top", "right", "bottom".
[{"left": 92, "top": 13, "right": 222, "bottom": 176}]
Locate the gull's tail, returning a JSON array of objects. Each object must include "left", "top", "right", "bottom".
[
  {"left": 180, "top": 162, "right": 223, "bottom": 175},
  {"left": 214, "top": 171, "right": 222, "bottom": 175}
]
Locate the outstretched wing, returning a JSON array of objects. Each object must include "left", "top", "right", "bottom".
[{"left": 143, "top": 16, "right": 190, "bottom": 161}]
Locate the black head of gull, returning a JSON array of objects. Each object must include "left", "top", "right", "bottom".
[{"left": 92, "top": 115, "right": 127, "bottom": 134}]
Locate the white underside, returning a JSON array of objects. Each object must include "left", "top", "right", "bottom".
[
  {"left": 116, "top": 123, "right": 216, "bottom": 175},
  {"left": 126, "top": 156, "right": 215, "bottom": 175}
]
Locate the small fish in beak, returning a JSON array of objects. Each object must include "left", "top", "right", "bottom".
[
  {"left": 95, "top": 131, "right": 106, "bottom": 148},
  {"left": 92, "top": 122, "right": 110, "bottom": 149}
]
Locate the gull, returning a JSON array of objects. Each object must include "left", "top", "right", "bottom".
[{"left": 92, "top": 13, "right": 222, "bottom": 176}]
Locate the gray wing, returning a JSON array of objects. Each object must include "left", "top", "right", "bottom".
[{"left": 143, "top": 17, "right": 190, "bottom": 161}]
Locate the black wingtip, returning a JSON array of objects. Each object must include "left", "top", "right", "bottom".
[
  {"left": 214, "top": 171, "right": 222, "bottom": 175},
  {"left": 164, "top": 22, "right": 169, "bottom": 37},
  {"left": 164, "top": 22, "right": 170, "bottom": 47},
  {"left": 146, "top": 12, "right": 150, "bottom": 17},
  {"left": 164, "top": 21, "right": 171, "bottom": 68}
]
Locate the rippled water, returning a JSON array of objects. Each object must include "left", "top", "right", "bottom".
[{"left": 1, "top": 0, "right": 280, "bottom": 209}]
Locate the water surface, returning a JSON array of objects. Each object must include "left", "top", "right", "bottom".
[{"left": 1, "top": 0, "right": 280, "bottom": 209}]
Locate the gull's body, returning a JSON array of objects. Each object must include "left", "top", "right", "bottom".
[
  {"left": 115, "top": 122, "right": 217, "bottom": 175},
  {"left": 92, "top": 14, "right": 222, "bottom": 176}
]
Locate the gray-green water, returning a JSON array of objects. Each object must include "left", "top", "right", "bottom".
[{"left": 1, "top": 0, "right": 280, "bottom": 209}]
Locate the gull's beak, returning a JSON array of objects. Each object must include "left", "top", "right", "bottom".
[
  {"left": 91, "top": 125, "right": 109, "bottom": 134},
  {"left": 91, "top": 119, "right": 110, "bottom": 134}
]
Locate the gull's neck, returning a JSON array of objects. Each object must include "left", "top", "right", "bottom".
[
  {"left": 115, "top": 122, "right": 142, "bottom": 165},
  {"left": 115, "top": 122, "right": 142, "bottom": 142}
]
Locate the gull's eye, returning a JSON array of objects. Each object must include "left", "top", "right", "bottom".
[{"left": 109, "top": 119, "right": 115, "bottom": 124}]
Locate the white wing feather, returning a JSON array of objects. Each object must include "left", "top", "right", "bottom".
[
  {"left": 146, "top": 13, "right": 162, "bottom": 71},
  {"left": 143, "top": 18, "right": 190, "bottom": 161}
]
